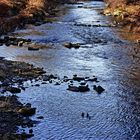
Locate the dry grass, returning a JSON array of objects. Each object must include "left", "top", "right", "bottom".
[{"left": 27, "top": 0, "right": 46, "bottom": 9}]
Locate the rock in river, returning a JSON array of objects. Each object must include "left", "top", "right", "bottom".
[
  {"left": 73, "top": 75, "right": 85, "bottom": 81},
  {"left": 37, "top": 116, "right": 44, "bottom": 119},
  {"left": 64, "top": 43, "right": 80, "bottom": 49},
  {"left": 67, "top": 84, "right": 90, "bottom": 92},
  {"left": 28, "top": 47, "right": 40, "bottom": 51},
  {"left": 6, "top": 87, "right": 21, "bottom": 93},
  {"left": 67, "top": 85, "right": 79, "bottom": 92},
  {"left": 79, "top": 85, "right": 90, "bottom": 92},
  {"left": 18, "top": 107, "right": 36, "bottom": 116},
  {"left": 93, "top": 85, "right": 105, "bottom": 94}
]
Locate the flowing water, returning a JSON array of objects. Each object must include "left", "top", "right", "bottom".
[{"left": 1, "top": 1, "right": 140, "bottom": 140}]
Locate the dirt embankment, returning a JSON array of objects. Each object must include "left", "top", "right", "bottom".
[
  {"left": 0, "top": 0, "right": 62, "bottom": 35},
  {"left": 104, "top": 0, "right": 140, "bottom": 33},
  {"left": 0, "top": 0, "right": 85, "bottom": 35}
]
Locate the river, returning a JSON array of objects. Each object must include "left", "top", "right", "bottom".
[{"left": 1, "top": 1, "right": 140, "bottom": 140}]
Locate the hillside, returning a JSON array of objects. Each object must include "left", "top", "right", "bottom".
[{"left": 104, "top": 0, "right": 140, "bottom": 32}]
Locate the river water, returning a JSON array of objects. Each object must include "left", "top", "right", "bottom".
[{"left": 1, "top": 1, "right": 140, "bottom": 140}]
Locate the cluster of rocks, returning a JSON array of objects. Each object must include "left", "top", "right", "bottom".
[
  {"left": 66, "top": 75, "right": 105, "bottom": 94},
  {"left": 0, "top": 36, "right": 42, "bottom": 51},
  {"left": 0, "top": 95, "right": 35, "bottom": 139},
  {"left": 0, "top": 58, "right": 48, "bottom": 139},
  {"left": 74, "top": 23, "right": 116, "bottom": 28},
  {"left": 0, "top": 58, "right": 45, "bottom": 94},
  {"left": 0, "top": 57, "right": 105, "bottom": 139},
  {"left": 33, "top": 74, "right": 105, "bottom": 94}
]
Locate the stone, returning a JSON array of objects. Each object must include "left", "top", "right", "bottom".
[
  {"left": 5, "top": 42, "right": 11, "bottom": 46},
  {"left": 81, "top": 112, "right": 84, "bottom": 117},
  {"left": 20, "top": 133, "right": 34, "bottom": 139},
  {"left": 64, "top": 43, "right": 72, "bottom": 49},
  {"left": 67, "top": 84, "right": 90, "bottom": 92},
  {"left": 87, "top": 77, "right": 98, "bottom": 82},
  {"left": 73, "top": 75, "right": 85, "bottom": 81},
  {"left": 42, "top": 75, "right": 50, "bottom": 81},
  {"left": 78, "top": 6, "right": 83, "bottom": 8},
  {"left": 6, "top": 87, "right": 21, "bottom": 93},
  {"left": 93, "top": 85, "right": 105, "bottom": 94},
  {"left": 54, "top": 82, "right": 60, "bottom": 85},
  {"left": 34, "top": 84, "right": 40, "bottom": 87},
  {"left": 41, "top": 82, "right": 47, "bottom": 84},
  {"left": 18, "top": 107, "right": 36, "bottom": 116},
  {"left": 18, "top": 41, "right": 24, "bottom": 47},
  {"left": 28, "top": 47, "right": 39, "bottom": 51},
  {"left": 29, "top": 129, "right": 33, "bottom": 134},
  {"left": 136, "top": 40, "right": 140, "bottom": 45},
  {"left": 78, "top": 85, "right": 90, "bottom": 92},
  {"left": 25, "top": 103, "right": 31, "bottom": 108},
  {"left": 64, "top": 76, "right": 68, "bottom": 79},
  {"left": 67, "top": 85, "right": 79, "bottom": 92},
  {"left": 37, "top": 116, "right": 44, "bottom": 119},
  {"left": 86, "top": 113, "right": 89, "bottom": 118},
  {"left": 49, "top": 74, "right": 57, "bottom": 79},
  {"left": 80, "top": 82, "right": 86, "bottom": 85},
  {"left": 64, "top": 43, "right": 80, "bottom": 49},
  {"left": 21, "top": 86, "right": 26, "bottom": 91}
]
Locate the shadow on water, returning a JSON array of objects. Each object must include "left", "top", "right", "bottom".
[{"left": 0, "top": 1, "right": 140, "bottom": 139}]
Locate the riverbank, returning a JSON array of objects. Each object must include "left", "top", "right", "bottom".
[
  {"left": 0, "top": 0, "right": 63, "bottom": 35},
  {"left": 0, "top": 57, "right": 46, "bottom": 139},
  {"left": 0, "top": 1, "right": 68, "bottom": 139},
  {"left": 104, "top": 0, "right": 140, "bottom": 34},
  {"left": 0, "top": 0, "right": 80, "bottom": 35}
]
